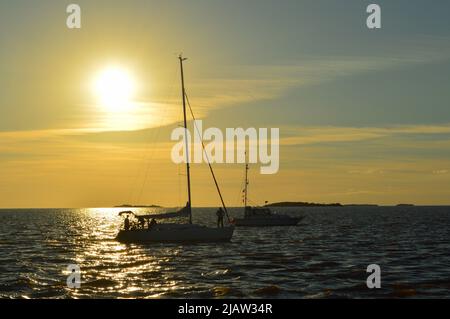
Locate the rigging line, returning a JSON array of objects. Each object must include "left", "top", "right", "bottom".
[
  {"left": 135, "top": 66, "right": 178, "bottom": 205},
  {"left": 235, "top": 176, "right": 245, "bottom": 207},
  {"left": 127, "top": 70, "right": 177, "bottom": 204},
  {"left": 235, "top": 162, "right": 247, "bottom": 207},
  {"left": 184, "top": 91, "right": 231, "bottom": 223},
  {"left": 177, "top": 157, "right": 181, "bottom": 207},
  {"left": 241, "top": 166, "right": 247, "bottom": 205}
]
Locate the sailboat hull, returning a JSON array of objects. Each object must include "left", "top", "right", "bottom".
[{"left": 116, "top": 223, "right": 235, "bottom": 243}]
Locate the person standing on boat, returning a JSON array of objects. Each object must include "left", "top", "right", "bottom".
[
  {"left": 216, "top": 207, "right": 224, "bottom": 228},
  {"left": 148, "top": 218, "right": 157, "bottom": 230},
  {"left": 124, "top": 216, "right": 130, "bottom": 231}
]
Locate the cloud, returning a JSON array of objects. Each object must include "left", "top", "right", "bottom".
[
  {"left": 85, "top": 37, "right": 450, "bottom": 133},
  {"left": 181, "top": 36, "right": 450, "bottom": 114},
  {"left": 281, "top": 123, "right": 450, "bottom": 146},
  {"left": 2, "top": 122, "right": 450, "bottom": 159}
]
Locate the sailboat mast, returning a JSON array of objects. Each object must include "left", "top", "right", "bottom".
[
  {"left": 244, "top": 162, "right": 249, "bottom": 207},
  {"left": 179, "top": 55, "right": 192, "bottom": 224}
]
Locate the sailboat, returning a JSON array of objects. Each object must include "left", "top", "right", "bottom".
[
  {"left": 233, "top": 162, "right": 304, "bottom": 227},
  {"left": 116, "top": 55, "right": 235, "bottom": 243}
]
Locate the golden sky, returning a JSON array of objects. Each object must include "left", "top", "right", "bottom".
[{"left": 1, "top": 0, "right": 450, "bottom": 207}]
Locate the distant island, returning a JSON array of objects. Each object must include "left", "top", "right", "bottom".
[
  {"left": 114, "top": 204, "right": 162, "bottom": 208},
  {"left": 345, "top": 204, "right": 379, "bottom": 207},
  {"left": 264, "top": 201, "right": 418, "bottom": 207},
  {"left": 265, "top": 201, "right": 342, "bottom": 207}
]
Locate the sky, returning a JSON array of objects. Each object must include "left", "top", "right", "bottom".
[{"left": 1, "top": 0, "right": 450, "bottom": 207}]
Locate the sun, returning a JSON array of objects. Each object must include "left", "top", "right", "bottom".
[{"left": 93, "top": 67, "right": 136, "bottom": 112}]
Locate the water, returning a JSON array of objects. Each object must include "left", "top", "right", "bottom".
[{"left": 0, "top": 206, "right": 449, "bottom": 299}]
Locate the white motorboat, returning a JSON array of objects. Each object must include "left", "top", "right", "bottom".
[
  {"left": 233, "top": 163, "right": 304, "bottom": 227},
  {"left": 233, "top": 206, "right": 304, "bottom": 227}
]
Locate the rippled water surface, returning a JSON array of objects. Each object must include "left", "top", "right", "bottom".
[{"left": 1, "top": 206, "right": 450, "bottom": 298}]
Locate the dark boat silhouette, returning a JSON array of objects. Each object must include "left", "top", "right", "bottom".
[{"left": 233, "top": 161, "right": 304, "bottom": 227}]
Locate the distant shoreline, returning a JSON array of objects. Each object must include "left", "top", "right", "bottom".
[
  {"left": 114, "top": 204, "right": 162, "bottom": 208},
  {"left": 265, "top": 201, "right": 342, "bottom": 207},
  {"left": 0, "top": 203, "right": 429, "bottom": 210},
  {"left": 264, "top": 201, "right": 416, "bottom": 207}
]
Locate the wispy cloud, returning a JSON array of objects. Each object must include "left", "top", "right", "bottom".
[
  {"left": 182, "top": 37, "right": 450, "bottom": 114},
  {"left": 281, "top": 123, "right": 450, "bottom": 146}
]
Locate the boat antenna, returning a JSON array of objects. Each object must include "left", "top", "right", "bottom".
[
  {"left": 244, "top": 155, "right": 249, "bottom": 208},
  {"left": 179, "top": 54, "right": 192, "bottom": 224}
]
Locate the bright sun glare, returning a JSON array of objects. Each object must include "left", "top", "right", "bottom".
[{"left": 93, "top": 67, "right": 136, "bottom": 112}]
